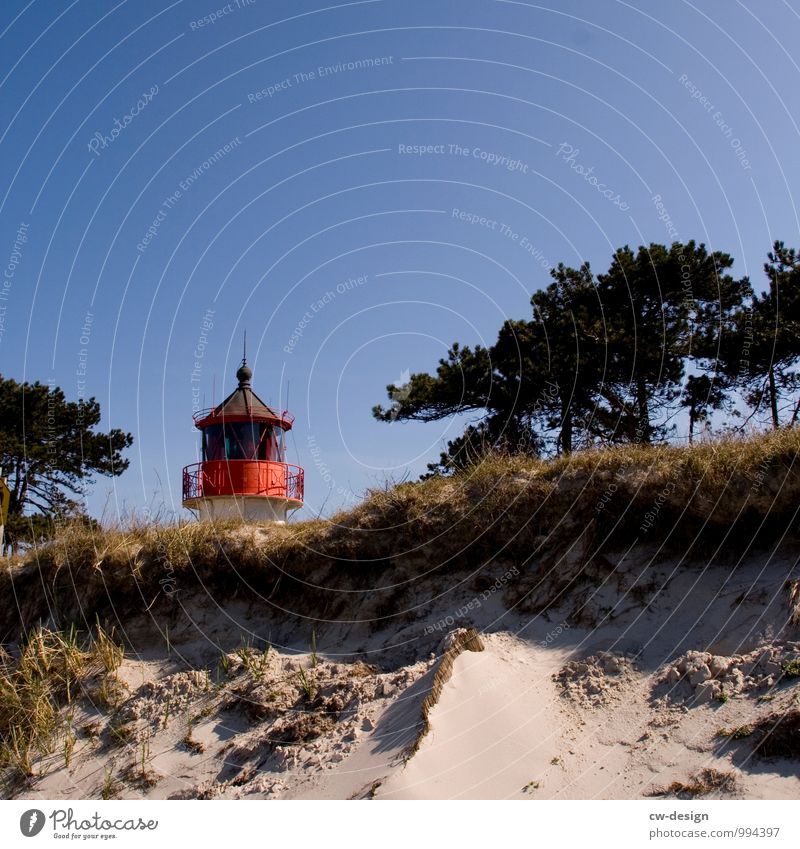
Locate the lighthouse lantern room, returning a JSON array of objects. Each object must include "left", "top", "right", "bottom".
[{"left": 182, "top": 360, "right": 303, "bottom": 523}]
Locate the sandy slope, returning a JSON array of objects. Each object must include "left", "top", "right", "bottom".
[
  {"left": 379, "top": 633, "right": 800, "bottom": 800},
  {"left": 379, "top": 633, "right": 568, "bottom": 799},
  {"left": 379, "top": 542, "right": 800, "bottom": 800},
  {"left": 7, "top": 546, "right": 800, "bottom": 800}
]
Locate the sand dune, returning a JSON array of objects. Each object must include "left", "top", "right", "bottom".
[
  {"left": 5, "top": 545, "right": 800, "bottom": 800},
  {"left": 379, "top": 634, "right": 566, "bottom": 799}
]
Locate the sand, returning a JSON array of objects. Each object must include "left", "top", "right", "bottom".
[{"left": 6, "top": 545, "right": 800, "bottom": 800}]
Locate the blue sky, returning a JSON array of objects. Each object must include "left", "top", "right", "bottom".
[{"left": 1, "top": 0, "right": 799, "bottom": 520}]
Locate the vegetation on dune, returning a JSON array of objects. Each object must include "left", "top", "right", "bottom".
[
  {"left": 1, "top": 428, "right": 799, "bottom": 794},
  {"left": 413, "top": 628, "right": 484, "bottom": 753},
  {"left": 650, "top": 767, "right": 737, "bottom": 798},
  {"left": 0, "top": 618, "right": 386, "bottom": 793},
  {"left": 0, "top": 427, "right": 798, "bottom": 638},
  {"left": 0, "top": 624, "right": 124, "bottom": 787},
  {"left": 752, "top": 710, "right": 800, "bottom": 760}
]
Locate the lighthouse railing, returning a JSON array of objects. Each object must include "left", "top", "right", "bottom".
[
  {"left": 192, "top": 408, "right": 295, "bottom": 428},
  {"left": 182, "top": 460, "right": 304, "bottom": 504}
]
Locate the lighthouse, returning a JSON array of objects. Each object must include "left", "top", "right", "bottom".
[{"left": 182, "top": 359, "right": 304, "bottom": 523}]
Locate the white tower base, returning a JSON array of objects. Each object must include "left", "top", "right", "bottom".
[{"left": 184, "top": 495, "right": 297, "bottom": 523}]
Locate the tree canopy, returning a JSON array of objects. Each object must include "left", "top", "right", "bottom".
[
  {"left": 0, "top": 375, "right": 133, "bottom": 549},
  {"left": 374, "top": 240, "right": 799, "bottom": 475},
  {"left": 717, "top": 241, "right": 800, "bottom": 428}
]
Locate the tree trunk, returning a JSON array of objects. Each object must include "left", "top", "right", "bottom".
[
  {"left": 688, "top": 404, "right": 695, "bottom": 444},
  {"left": 560, "top": 397, "right": 573, "bottom": 455},
  {"left": 16, "top": 469, "right": 29, "bottom": 517},
  {"left": 768, "top": 365, "right": 779, "bottom": 429},
  {"left": 790, "top": 391, "right": 800, "bottom": 426},
  {"left": 11, "top": 458, "right": 22, "bottom": 505},
  {"left": 636, "top": 374, "right": 650, "bottom": 442}
]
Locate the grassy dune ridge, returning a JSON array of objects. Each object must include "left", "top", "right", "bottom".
[
  {"left": 1, "top": 429, "right": 800, "bottom": 796},
  {"left": 2, "top": 428, "right": 799, "bottom": 639}
]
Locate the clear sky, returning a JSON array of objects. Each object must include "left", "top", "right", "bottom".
[{"left": 1, "top": 0, "right": 799, "bottom": 520}]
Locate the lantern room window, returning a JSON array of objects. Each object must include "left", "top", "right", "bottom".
[
  {"left": 202, "top": 424, "right": 224, "bottom": 461},
  {"left": 202, "top": 421, "right": 285, "bottom": 462}
]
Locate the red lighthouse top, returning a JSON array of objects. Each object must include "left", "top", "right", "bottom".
[
  {"left": 194, "top": 361, "right": 294, "bottom": 431},
  {"left": 192, "top": 360, "right": 295, "bottom": 464},
  {"left": 182, "top": 359, "right": 304, "bottom": 513}
]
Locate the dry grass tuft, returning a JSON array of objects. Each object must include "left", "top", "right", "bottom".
[
  {"left": 0, "top": 625, "right": 124, "bottom": 784},
  {"left": 752, "top": 710, "right": 800, "bottom": 760},
  {"left": 650, "top": 767, "right": 737, "bottom": 798},
  {"left": 787, "top": 579, "right": 800, "bottom": 628},
  {"left": 412, "top": 627, "right": 485, "bottom": 754},
  {"left": 717, "top": 724, "right": 753, "bottom": 740}
]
